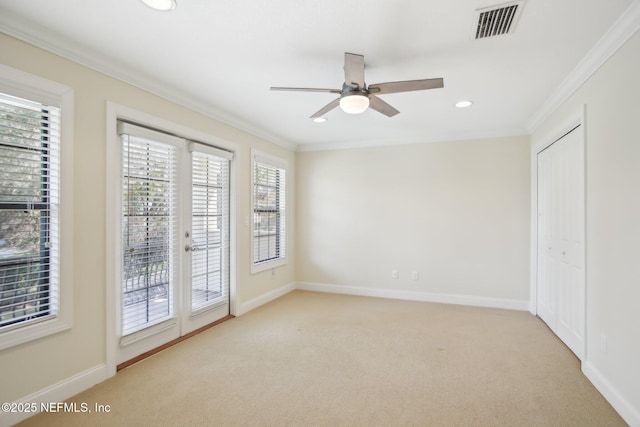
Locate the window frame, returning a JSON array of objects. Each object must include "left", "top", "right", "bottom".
[
  {"left": 250, "top": 149, "right": 287, "bottom": 274},
  {"left": 0, "top": 64, "right": 74, "bottom": 350}
]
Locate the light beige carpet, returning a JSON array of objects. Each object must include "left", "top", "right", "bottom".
[{"left": 18, "top": 290, "right": 625, "bottom": 426}]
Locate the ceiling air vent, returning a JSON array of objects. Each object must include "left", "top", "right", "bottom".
[{"left": 474, "top": 1, "right": 525, "bottom": 39}]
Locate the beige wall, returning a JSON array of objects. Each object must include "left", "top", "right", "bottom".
[
  {"left": 2, "top": 21, "right": 638, "bottom": 423},
  {"left": 531, "top": 31, "right": 640, "bottom": 418},
  {"left": 296, "top": 136, "right": 531, "bottom": 303},
  {"left": 0, "top": 33, "right": 296, "bottom": 402}
]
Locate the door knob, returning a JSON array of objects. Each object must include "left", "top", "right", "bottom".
[{"left": 185, "top": 245, "right": 199, "bottom": 252}]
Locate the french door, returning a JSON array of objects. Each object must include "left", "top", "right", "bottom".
[{"left": 116, "top": 122, "right": 231, "bottom": 364}]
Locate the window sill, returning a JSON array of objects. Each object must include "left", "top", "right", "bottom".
[
  {"left": 0, "top": 316, "right": 72, "bottom": 351},
  {"left": 251, "top": 257, "right": 287, "bottom": 275}
]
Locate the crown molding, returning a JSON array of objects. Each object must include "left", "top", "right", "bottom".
[
  {"left": 0, "top": 15, "right": 297, "bottom": 151},
  {"left": 527, "top": 0, "right": 640, "bottom": 133},
  {"left": 3, "top": 1, "right": 637, "bottom": 153},
  {"left": 296, "top": 128, "right": 528, "bottom": 152}
]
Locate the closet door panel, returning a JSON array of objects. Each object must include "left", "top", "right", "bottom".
[{"left": 536, "top": 126, "right": 584, "bottom": 360}]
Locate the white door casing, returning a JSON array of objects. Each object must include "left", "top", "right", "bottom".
[
  {"left": 106, "top": 103, "right": 238, "bottom": 375},
  {"left": 113, "top": 120, "right": 232, "bottom": 365}
]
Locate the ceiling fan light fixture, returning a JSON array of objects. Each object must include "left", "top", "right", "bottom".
[
  {"left": 339, "top": 94, "right": 369, "bottom": 114},
  {"left": 271, "top": 52, "right": 443, "bottom": 118},
  {"left": 140, "top": 0, "right": 177, "bottom": 11},
  {"left": 455, "top": 100, "right": 473, "bottom": 108}
]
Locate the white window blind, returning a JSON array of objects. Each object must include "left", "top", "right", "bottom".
[
  {"left": 252, "top": 154, "right": 286, "bottom": 266},
  {"left": 190, "top": 146, "right": 230, "bottom": 312},
  {"left": 0, "top": 92, "right": 61, "bottom": 331},
  {"left": 119, "top": 122, "right": 178, "bottom": 336}
]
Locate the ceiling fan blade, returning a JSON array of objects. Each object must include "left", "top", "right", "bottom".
[
  {"left": 270, "top": 87, "right": 342, "bottom": 94},
  {"left": 368, "top": 95, "right": 400, "bottom": 117},
  {"left": 368, "top": 78, "right": 444, "bottom": 95},
  {"left": 310, "top": 98, "right": 340, "bottom": 119},
  {"left": 344, "top": 52, "right": 365, "bottom": 89}
]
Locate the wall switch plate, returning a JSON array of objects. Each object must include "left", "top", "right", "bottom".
[
  {"left": 392, "top": 270, "right": 399, "bottom": 279},
  {"left": 411, "top": 271, "right": 419, "bottom": 281}
]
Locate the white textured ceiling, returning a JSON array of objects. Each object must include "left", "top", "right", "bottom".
[{"left": 0, "top": 0, "right": 635, "bottom": 150}]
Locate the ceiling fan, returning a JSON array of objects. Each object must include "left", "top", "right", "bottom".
[{"left": 270, "top": 52, "right": 444, "bottom": 119}]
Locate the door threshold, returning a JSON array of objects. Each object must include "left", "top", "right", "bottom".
[{"left": 117, "top": 314, "right": 234, "bottom": 371}]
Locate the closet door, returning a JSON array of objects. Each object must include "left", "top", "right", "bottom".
[
  {"left": 536, "top": 126, "right": 584, "bottom": 360},
  {"left": 536, "top": 145, "right": 556, "bottom": 329},
  {"left": 553, "top": 129, "right": 585, "bottom": 359}
]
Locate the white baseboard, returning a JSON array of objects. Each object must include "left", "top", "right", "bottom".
[
  {"left": 295, "top": 281, "right": 530, "bottom": 311},
  {"left": 0, "top": 364, "right": 107, "bottom": 427},
  {"left": 583, "top": 361, "right": 640, "bottom": 427},
  {"left": 236, "top": 280, "right": 529, "bottom": 315},
  {"left": 235, "top": 282, "right": 296, "bottom": 316}
]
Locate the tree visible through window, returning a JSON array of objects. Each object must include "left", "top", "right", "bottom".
[
  {"left": 119, "top": 125, "right": 177, "bottom": 336},
  {"left": 0, "top": 92, "right": 60, "bottom": 329}
]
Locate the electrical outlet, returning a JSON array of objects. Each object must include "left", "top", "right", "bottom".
[
  {"left": 411, "top": 271, "right": 419, "bottom": 281},
  {"left": 392, "top": 270, "right": 399, "bottom": 279}
]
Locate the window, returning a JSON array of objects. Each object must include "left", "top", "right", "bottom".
[
  {"left": 251, "top": 151, "right": 286, "bottom": 272},
  {"left": 0, "top": 65, "right": 73, "bottom": 350}
]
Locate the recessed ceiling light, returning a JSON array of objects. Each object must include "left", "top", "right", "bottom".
[
  {"left": 455, "top": 100, "right": 473, "bottom": 108},
  {"left": 140, "top": 0, "right": 176, "bottom": 11},
  {"left": 312, "top": 117, "right": 327, "bottom": 123}
]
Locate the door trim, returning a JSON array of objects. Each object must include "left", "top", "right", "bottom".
[
  {"left": 529, "top": 104, "right": 586, "bottom": 357},
  {"left": 105, "top": 102, "right": 238, "bottom": 378}
]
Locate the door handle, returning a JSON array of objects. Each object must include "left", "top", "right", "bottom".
[{"left": 184, "top": 245, "right": 199, "bottom": 252}]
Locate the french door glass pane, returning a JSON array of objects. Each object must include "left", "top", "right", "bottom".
[
  {"left": 191, "top": 151, "right": 229, "bottom": 312},
  {"left": 121, "top": 134, "right": 176, "bottom": 335}
]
